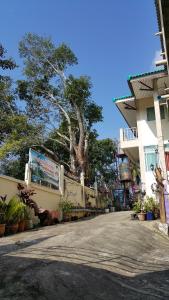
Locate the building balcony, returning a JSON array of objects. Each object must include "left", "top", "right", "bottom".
[{"left": 120, "top": 127, "right": 139, "bottom": 149}]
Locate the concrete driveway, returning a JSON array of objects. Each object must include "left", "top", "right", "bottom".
[{"left": 1, "top": 211, "right": 169, "bottom": 299}]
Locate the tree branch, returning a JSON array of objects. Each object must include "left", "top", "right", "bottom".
[
  {"left": 55, "top": 131, "right": 70, "bottom": 142},
  {"left": 48, "top": 137, "right": 70, "bottom": 151},
  {"left": 47, "top": 93, "right": 71, "bottom": 125}
]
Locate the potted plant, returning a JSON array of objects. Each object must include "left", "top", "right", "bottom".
[
  {"left": 59, "top": 200, "right": 74, "bottom": 221},
  {"left": 0, "top": 195, "right": 7, "bottom": 237},
  {"left": 24, "top": 207, "right": 33, "bottom": 230},
  {"left": 144, "top": 197, "right": 156, "bottom": 221},
  {"left": 133, "top": 200, "right": 146, "bottom": 221},
  {"left": 18, "top": 205, "right": 27, "bottom": 232},
  {"left": 5, "top": 196, "right": 26, "bottom": 234}
]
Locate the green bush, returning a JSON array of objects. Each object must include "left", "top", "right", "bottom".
[
  {"left": 133, "top": 200, "right": 142, "bottom": 213},
  {"left": 5, "top": 196, "right": 26, "bottom": 225},
  {"left": 144, "top": 197, "right": 158, "bottom": 213},
  {"left": 0, "top": 196, "right": 7, "bottom": 224},
  {"left": 59, "top": 200, "right": 74, "bottom": 214}
]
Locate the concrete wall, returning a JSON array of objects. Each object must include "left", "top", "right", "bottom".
[
  {"left": 64, "top": 176, "right": 84, "bottom": 207},
  {"left": 0, "top": 175, "right": 97, "bottom": 211},
  {"left": 85, "top": 186, "right": 97, "bottom": 207},
  {"left": 0, "top": 175, "right": 61, "bottom": 210},
  {"left": 136, "top": 97, "right": 169, "bottom": 196}
]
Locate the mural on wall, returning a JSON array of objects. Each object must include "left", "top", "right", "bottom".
[{"left": 29, "top": 149, "right": 59, "bottom": 189}]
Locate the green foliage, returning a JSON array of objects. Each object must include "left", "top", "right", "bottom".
[
  {"left": 100, "top": 196, "right": 109, "bottom": 208},
  {"left": 133, "top": 200, "right": 142, "bottom": 213},
  {"left": 65, "top": 75, "right": 103, "bottom": 129},
  {"left": 59, "top": 199, "right": 74, "bottom": 214},
  {"left": 0, "top": 196, "right": 8, "bottom": 224},
  {"left": 0, "top": 44, "right": 44, "bottom": 179},
  {"left": 144, "top": 197, "right": 159, "bottom": 213},
  {"left": 0, "top": 44, "right": 16, "bottom": 70},
  {"left": 87, "top": 137, "right": 117, "bottom": 185},
  {"left": 0, "top": 45, "right": 17, "bottom": 146},
  {"left": 17, "top": 33, "right": 103, "bottom": 177},
  {"left": 19, "top": 33, "right": 77, "bottom": 78},
  {"left": 5, "top": 196, "right": 26, "bottom": 225},
  {"left": 24, "top": 206, "right": 32, "bottom": 220}
]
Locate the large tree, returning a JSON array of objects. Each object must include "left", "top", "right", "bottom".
[
  {"left": 0, "top": 44, "right": 43, "bottom": 178},
  {"left": 44, "top": 128, "right": 117, "bottom": 187},
  {"left": 87, "top": 137, "right": 118, "bottom": 188},
  {"left": 17, "top": 33, "right": 103, "bottom": 178},
  {"left": 0, "top": 44, "right": 17, "bottom": 145}
]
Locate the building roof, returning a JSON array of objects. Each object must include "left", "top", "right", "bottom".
[
  {"left": 128, "top": 69, "right": 164, "bottom": 81},
  {"left": 112, "top": 95, "right": 133, "bottom": 103},
  {"left": 113, "top": 1, "right": 169, "bottom": 127},
  {"left": 113, "top": 69, "right": 165, "bottom": 103}
]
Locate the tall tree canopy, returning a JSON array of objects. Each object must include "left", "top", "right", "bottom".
[
  {"left": 0, "top": 38, "right": 117, "bottom": 187},
  {"left": 17, "top": 33, "right": 103, "bottom": 178},
  {"left": 0, "top": 44, "right": 43, "bottom": 178},
  {"left": 0, "top": 44, "right": 17, "bottom": 144}
]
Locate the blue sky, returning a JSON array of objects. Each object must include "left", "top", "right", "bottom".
[{"left": 1, "top": 0, "right": 161, "bottom": 139}]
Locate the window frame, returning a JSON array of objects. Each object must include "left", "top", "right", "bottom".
[{"left": 144, "top": 145, "right": 159, "bottom": 172}]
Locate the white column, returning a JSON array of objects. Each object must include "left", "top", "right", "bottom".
[
  {"left": 80, "top": 172, "right": 85, "bottom": 206},
  {"left": 153, "top": 79, "right": 167, "bottom": 179},
  {"left": 136, "top": 101, "right": 147, "bottom": 194},
  {"left": 59, "top": 165, "right": 64, "bottom": 196},
  {"left": 24, "top": 163, "right": 31, "bottom": 186}
]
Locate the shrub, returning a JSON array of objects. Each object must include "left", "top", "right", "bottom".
[
  {"left": 5, "top": 196, "right": 26, "bottom": 225},
  {"left": 0, "top": 195, "right": 7, "bottom": 224},
  {"left": 144, "top": 197, "right": 156, "bottom": 213},
  {"left": 59, "top": 200, "right": 74, "bottom": 214},
  {"left": 133, "top": 200, "right": 142, "bottom": 213}
]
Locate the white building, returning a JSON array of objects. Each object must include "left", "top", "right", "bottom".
[{"left": 114, "top": 0, "right": 169, "bottom": 196}]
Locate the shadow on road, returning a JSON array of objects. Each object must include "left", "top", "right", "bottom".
[
  {"left": 1, "top": 245, "right": 169, "bottom": 299},
  {"left": 0, "top": 235, "right": 57, "bottom": 256}
]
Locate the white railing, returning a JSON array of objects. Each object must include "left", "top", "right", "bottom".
[{"left": 122, "top": 127, "right": 138, "bottom": 141}]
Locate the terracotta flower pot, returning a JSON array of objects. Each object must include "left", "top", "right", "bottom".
[
  {"left": 0, "top": 224, "right": 6, "bottom": 237},
  {"left": 18, "top": 220, "right": 25, "bottom": 232},
  {"left": 137, "top": 212, "right": 146, "bottom": 221},
  {"left": 6, "top": 223, "right": 19, "bottom": 234}
]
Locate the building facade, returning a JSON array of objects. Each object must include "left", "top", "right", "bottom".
[{"left": 114, "top": 0, "right": 169, "bottom": 197}]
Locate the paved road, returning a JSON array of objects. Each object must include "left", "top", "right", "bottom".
[{"left": 1, "top": 212, "right": 169, "bottom": 299}]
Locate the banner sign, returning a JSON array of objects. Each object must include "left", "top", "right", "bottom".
[{"left": 29, "top": 149, "right": 59, "bottom": 189}]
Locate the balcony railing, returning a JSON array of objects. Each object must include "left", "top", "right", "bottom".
[{"left": 121, "top": 127, "right": 138, "bottom": 142}]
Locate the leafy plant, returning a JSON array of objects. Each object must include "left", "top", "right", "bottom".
[
  {"left": 144, "top": 197, "right": 156, "bottom": 213},
  {"left": 24, "top": 206, "right": 32, "bottom": 220},
  {"left": 17, "top": 183, "right": 40, "bottom": 215},
  {"left": 0, "top": 195, "right": 8, "bottom": 224},
  {"left": 59, "top": 199, "right": 74, "bottom": 214},
  {"left": 5, "top": 196, "right": 26, "bottom": 225},
  {"left": 133, "top": 200, "right": 142, "bottom": 213}
]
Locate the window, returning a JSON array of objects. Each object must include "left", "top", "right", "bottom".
[
  {"left": 147, "top": 107, "right": 155, "bottom": 121},
  {"left": 147, "top": 106, "right": 165, "bottom": 121},
  {"left": 144, "top": 146, "right": 158, "bottom": 171}
]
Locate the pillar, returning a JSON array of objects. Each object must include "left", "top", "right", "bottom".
[
  {"left": 153, "top": 79, "right": 167, "bottom": 179},
  {"left": 59, "top": 165, "right": 65, "bottom": 196}
]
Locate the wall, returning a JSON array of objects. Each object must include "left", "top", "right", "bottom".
[
  {"left": 0, "top": 175, "right": 61, "bottom": 210},
  {"left": 85, "top": 186, "right": 97, "bottom": 207},
  {"left": 64, "top": 176, "right": 84, "bottom": 207},
  {"left": 136, "top": 97, "right": 157, "bottom": 147},
  {"left": 136, "top": 96, "right": 169, "bottom": 196},
  {"left": 0, "top": 174, "right": 97, "bottom": 212}
]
